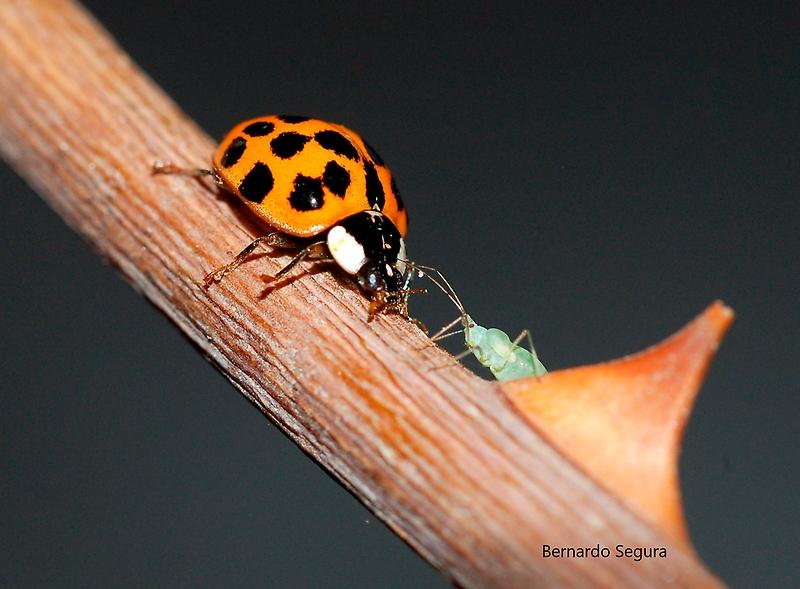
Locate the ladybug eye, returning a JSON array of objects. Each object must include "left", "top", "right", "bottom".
[{"left": 357, "top": 263, "right": 384, "bottom": 294}]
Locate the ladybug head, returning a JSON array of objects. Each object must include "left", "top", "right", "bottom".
[
  {"left": 356, "top": 259, "right": 404, "bottom": 296},
  {"left": 327, "top": 210, "right": 408, "bottom": 295}
]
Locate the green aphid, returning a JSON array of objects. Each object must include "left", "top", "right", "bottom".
[
  {"left": 411, "top": 263, "right": 547, "bottom": 382},
  {"left": 463, "top": 315, "right": 548, "bottom": 381}
]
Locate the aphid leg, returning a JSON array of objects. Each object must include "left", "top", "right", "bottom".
[
  {"left": 430, "top": 316, "right": 465, "bottom": 342},
  {"left": 510, "top": 328, "right": 547, "bottom": 377},
  {"left": 405, "top": 264, "right": 472, "bottom": 356},
  {"left": 424, "top": 327, "right": 474, "bottom": 370},
  {"left": 265, "top": 241, "right": 330, "bottom": 282},
  {"left": 203, "top": 232, "right": 296, "bottom": 286},
  {"left": 509, "top": 329, "right": 530, "bottom": 348},
  {"left": 152, "top": 160, "right": 223, "bottom": 187},
  {"left": 511, "top": 329, "right": 540, "bottom": 361}
]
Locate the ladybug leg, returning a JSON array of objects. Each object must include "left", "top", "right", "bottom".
[
  {"left": 266, "top": 241, "right": 331, "bottom": 282},
  {"left": 367, "top": 288, "right": 428, "bottom": 333},
  {"left": 403, "top": 315, "right": 428, "bottom": 334},
  {"left": 397, "top": 287, "right": 428, "bottom": 333},
  {"left": 152, "top": 160, "right": 223, "bottom": 187},
  {"left": 203, "top": 233, "right": 295, "bottom": 286},
  {"left": 367, "top": 292, "right": 388, "bottom": 321}
]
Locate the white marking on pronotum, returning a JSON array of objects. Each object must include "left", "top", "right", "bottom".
[
  {"left": 396, "top": 239, "right": 407, "bottom": 275},
  {"left": 328, "top": 225, "right": 366, "bottom": 274}
]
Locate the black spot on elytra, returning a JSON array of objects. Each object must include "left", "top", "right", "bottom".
[
  {"left": 391, "top": 177, "right": 405, "bottom": 211},
  {"left": 364, "top": 162, "right": 385, "bottom": 210},
  {"left": 289, "top": 174, "right": 325, "bottom": 211},
  {"left": 365, "top": 140, "right": 385, "bottom": 166},
  {"left": 322, "top": 161, "right": 350, "bottom": 197},
  {"left": 238, "top": 162, "right": 274, "bottom": 202},
  {"left": 278, "top": 115, "right": 310, "bottom": 123},
  {"left": 221, "top": 136, "right": 246, "bottom": 168},
  {"left": 314, "top": 130, "right": 360, "bottom": 161},
  {"left": 242, "top": 121, "right": 275, "bottom": 136},
  {"left": 270, "top": 132, "right": 311, "bottom": 158}
]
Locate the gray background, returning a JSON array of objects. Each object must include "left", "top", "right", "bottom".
[{"left": 2, "top": 2, "right": 797, "bottom": 587}]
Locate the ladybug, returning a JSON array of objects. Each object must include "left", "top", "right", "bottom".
[{"left": 154, "top": 115, "right": 423, "bottom": 321}]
